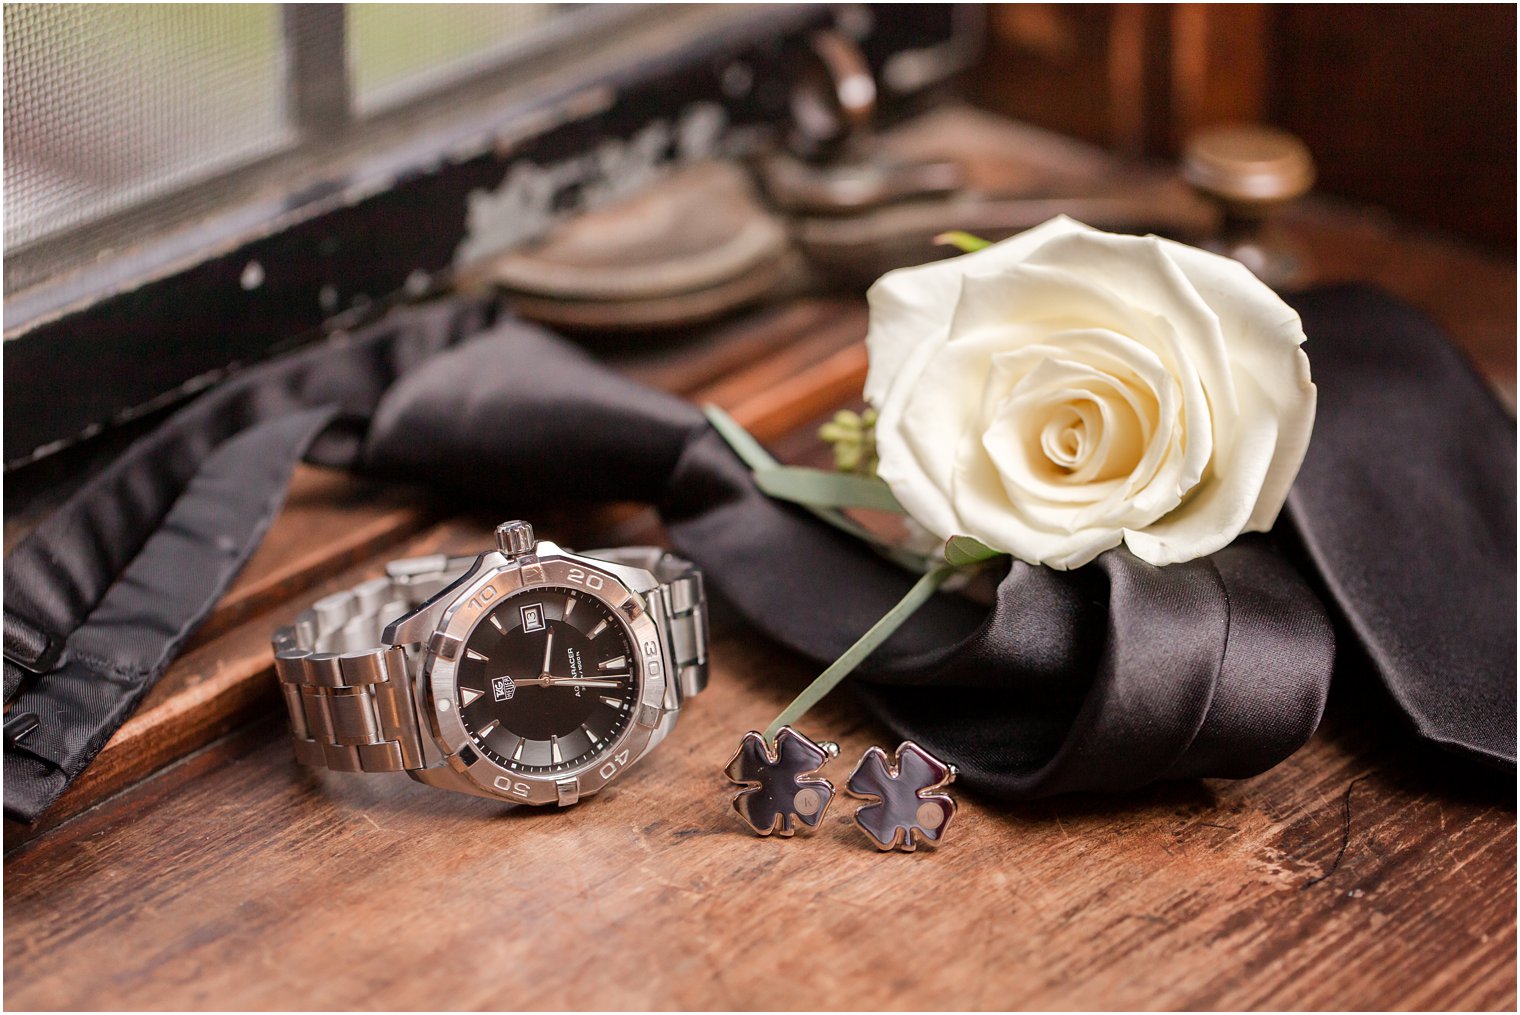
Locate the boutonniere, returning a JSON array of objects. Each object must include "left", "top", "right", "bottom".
[{"left": 711, "top": 217, "right": 1317, "bottom": 835}]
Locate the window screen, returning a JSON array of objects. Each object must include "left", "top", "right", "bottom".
[
  {"left": 3, "top": 2, "right": 590, "bottom": 281},
  {"left": 3, "top": 3, "right": 292, "bottom": 252}
]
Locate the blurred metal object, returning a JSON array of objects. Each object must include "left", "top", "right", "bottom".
[
  {"left": 768, "top": 27, "right": 979, "bottom": 268},
  {"left": 486, "top": 161, "right": 796, "bottom": 331},
  {"left": 758, "top": 152, "right": 964, "bottom": 215},
  {"left": 794, "top": 182, "right": 1215, "bottom": 287},
  {"left": 787, "top": 29, "right": 877, "bottom": 162},
  {"left": 1183, "top": 124, "right": 1316, "bottom": 287},
  {"left": 784, "top": 105, "right": 1216, "bottom": 288},
  {"left": 1182, "top": 124, "right": 1315, "bottom": 204}
]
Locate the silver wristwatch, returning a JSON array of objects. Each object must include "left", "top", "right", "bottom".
[{"left": 271, "top": 520, "right": 708, "bottom": 807}]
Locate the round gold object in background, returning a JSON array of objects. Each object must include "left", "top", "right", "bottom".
[{"left": 1182, "top": 124, "right": 1316, "bottom": 212}]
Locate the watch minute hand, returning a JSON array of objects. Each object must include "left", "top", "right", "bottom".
[{"left": 535, "top": 677, "right": 626, "bottom": 689}]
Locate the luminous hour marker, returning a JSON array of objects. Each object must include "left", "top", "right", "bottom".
[
  {"left": 512, "top": 740, "right": 525, "bottom": 761},
  {"left": 459, "top": 687, "right": 484, "bottom": 707},
  {"left": 581, "top": 726, "right": 598, "bottom": 746},
  {"left": 588, "top": 619, "right": 609, "bottom": 639},
  {"left": 598, "top": 655, "right": 627, "bottom": 672},
  {"left": 465, "top": 649, "right": 489, "bottom": 661},
  {"left": 599, "top": 695, "right": 623, "bottom": 708},
  {"left": 476, "top": 719, "right": 500, "bottom": 738},
  {"left": 550, "top": 736, "right": 563, "bottom": 765},
  {"left": 562, "top": 597, "right": 577, "bottom": 620},
  {"left": 489, "top": 615, "right": 506, "bottom": 632}
]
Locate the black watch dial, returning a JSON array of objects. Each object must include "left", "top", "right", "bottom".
[{"left": 456, "top": 586, "right": 638, "bottom": 773}]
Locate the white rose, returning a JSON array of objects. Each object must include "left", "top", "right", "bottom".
[{"left": 865, "top": 216, "right": 1316, "bottom": 570}]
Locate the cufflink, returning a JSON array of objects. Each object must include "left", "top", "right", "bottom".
[
  {"left": 723, "top": 726, "right": 839, "bottom": 836},
  {"left": 844, "top": 740, "right": 957, "bottom": 851}
]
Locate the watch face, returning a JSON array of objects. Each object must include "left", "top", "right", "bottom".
[{"left": 456, "top": 586, "right": 639, "bottom": 774}]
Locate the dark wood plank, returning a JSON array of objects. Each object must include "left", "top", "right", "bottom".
[
  {"left": 1275, "top": 5, "right": 1517, "bottom": 252},
  {"left": 974, "top": 5, "right": 1516, "bottom": 251},
  {"left": 4, "top": 578, "right": 1512, "bottom": 1010}
]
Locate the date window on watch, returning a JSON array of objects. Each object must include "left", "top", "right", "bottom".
[
  {"left": 492, "top": 675, "right": 517, "bottom": 702},
  {"left": 520, "top": 603, "right": 545, "bottom": 633}
]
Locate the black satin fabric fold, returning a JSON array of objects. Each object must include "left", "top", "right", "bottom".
[
  {"left": 4, "top": 296, "right": 497, "bottom": 700},
  {"left": 5, "top": 282, "right": 1510, "bottom": 822},
  {"left": 4, "top": 407, "right": 338, "bottom": 815},
  {"left": 1285, "top": 286, "right": 1516, "bottom": 767},
  {"left": 3, "top": 298, "right": 498, "bottom": 821}
]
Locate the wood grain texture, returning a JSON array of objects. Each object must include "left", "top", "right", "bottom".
[
  {"left": 1274, "top": 4, "right": 1517, "bottom": 252},
  {"left": 4, "top": 579, "right": 1514, "bottom": 1010},
  {"left": 975, "top": 4, "right": 1517, "bottom": 250}
]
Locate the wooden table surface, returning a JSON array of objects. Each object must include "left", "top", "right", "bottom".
[{"left": 5, "top": 161, "right": 1515, "bottom": 1010}]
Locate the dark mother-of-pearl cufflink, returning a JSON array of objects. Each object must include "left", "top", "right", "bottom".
[
  {"left": 844, "top": 740, "right": 957, "bottom": 852},
  {"left": 723, "top": 726, "right": 840, "bottom": 836}
]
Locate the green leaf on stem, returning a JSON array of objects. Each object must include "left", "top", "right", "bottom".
[
  {"left": 754, "top": 466, "right": 905, "bottom": 514},
  {"left": 944, "top": 534, "right": 1006, "bottom": 567},
  {"left": 934, "top": 230, "right": 993, "bottom": 254},
  {"left": 703, "top": 403, "right": 780, "bottom": 472},
  {"left": 704, "top": 404, "right": 927, "bottom": 572}
]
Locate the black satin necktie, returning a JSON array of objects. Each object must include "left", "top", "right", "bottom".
[
  {"left": 4, "top": 284, "right": 1512, "bottom": 823},
  {"left": 1284, "top": 287, "right": 1516, "bottom": 765}
]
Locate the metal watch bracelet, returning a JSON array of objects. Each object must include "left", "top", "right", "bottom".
[{"left": 271, "top": 546, "right": 708, "bottom": 775}]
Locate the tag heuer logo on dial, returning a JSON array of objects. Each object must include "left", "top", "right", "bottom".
[{"left": 491, "top": 675, "right": 517, "bottom": 702}]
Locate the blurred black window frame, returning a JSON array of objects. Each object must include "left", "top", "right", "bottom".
[{"left": 3, "top": 3, "right": 979, "bottom": 477}]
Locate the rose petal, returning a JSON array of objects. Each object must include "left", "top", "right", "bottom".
[
  {"left": 1121, "top": 371, "right": 1282, "bottom": 565},
  {"left": 983, "top": 330, "right": 1171, "bottom": 480},
  {"left": 1157, "top": 239, "right": 1316, "bottom": 529},
  {"left": 972, "top": 331, "right": 1185, "bottom": 533},
  {"left": 945, "top": 263, "right": 1216, "bottom": 500},
  {"left": 1023, "top": 226, "right": 1241, "bottom": 425},
  {"left": 892, "top": 311, "right": 1054, "bottom": 532},
  {"left": 980, "top": 358, "right": 1138, "bottom": 507},
  {"left": 947, "top": 261, "right": 1165, "bottom": 345},
  {"left": 862, "top": 216, "right": 1092, "bottom": 405},
  {"left": 950, "top": 422, "right": 1126, "bottom": 569},
  {"left": 873, "top": 405, "right": 960, "bottom": 540}
]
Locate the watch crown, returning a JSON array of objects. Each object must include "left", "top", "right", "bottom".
[{"left": 494, "top": 520, "right": 536, "bottom": 559}]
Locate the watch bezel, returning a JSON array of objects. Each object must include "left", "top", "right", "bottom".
[{"left": 421, "top": 552, "right": 668, "bottom": 806}]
